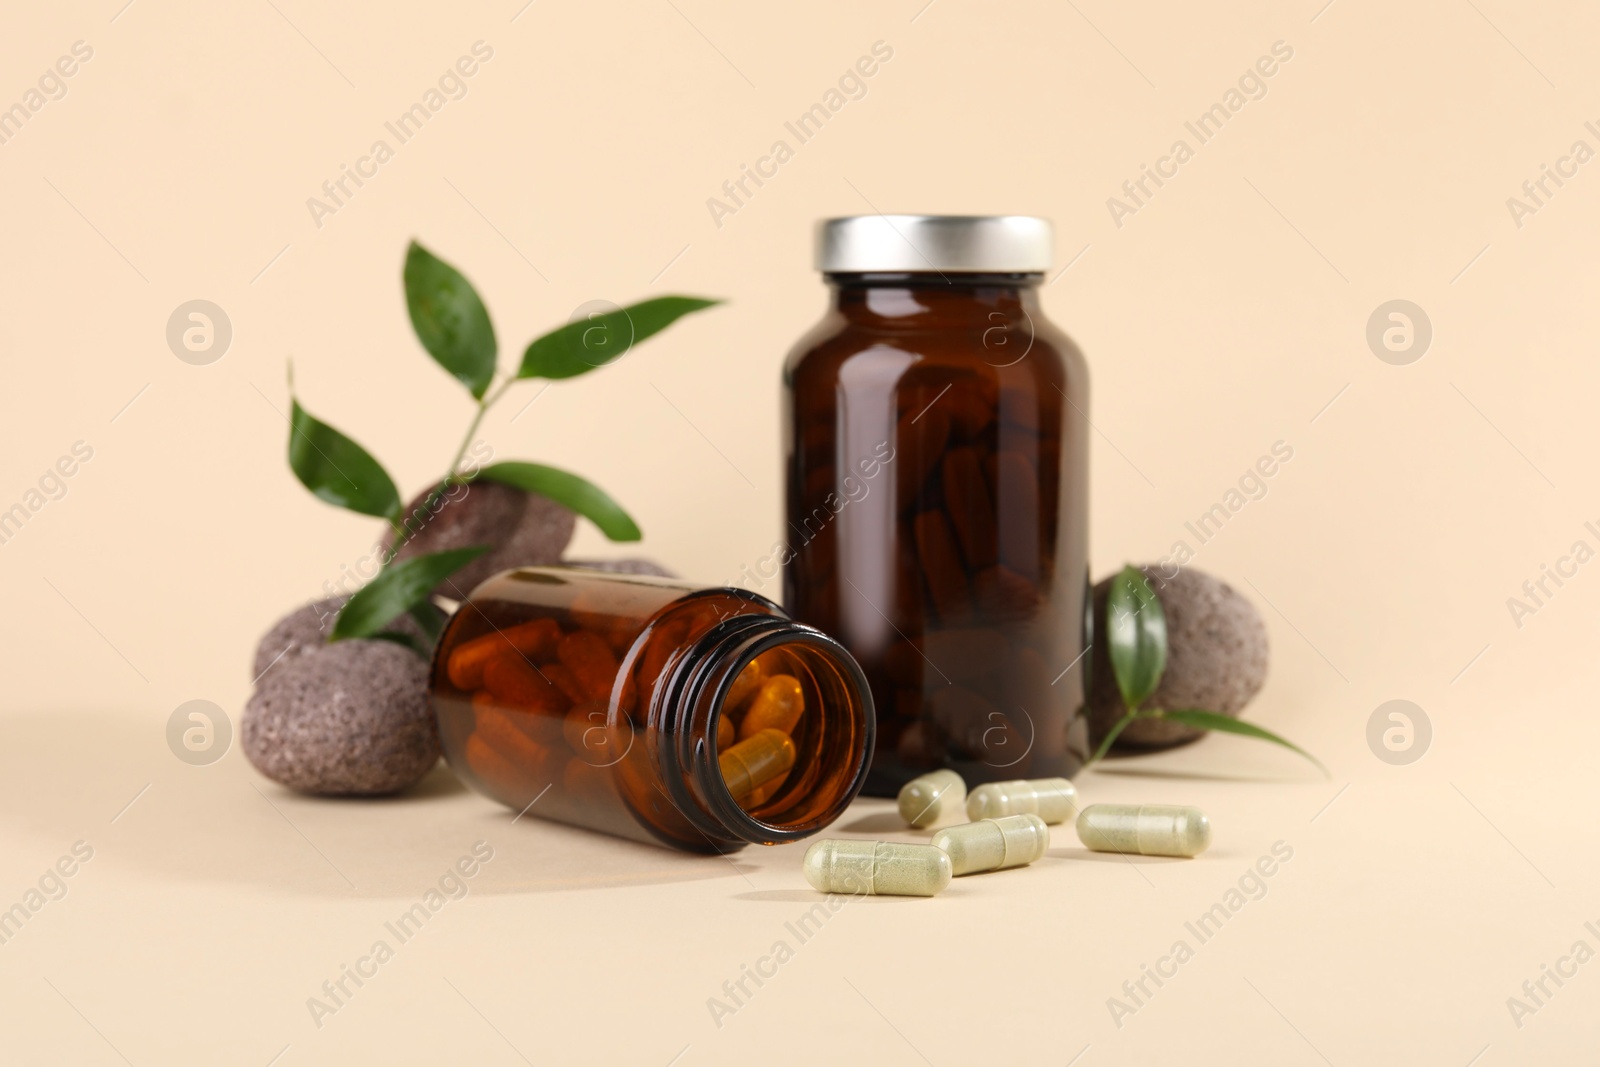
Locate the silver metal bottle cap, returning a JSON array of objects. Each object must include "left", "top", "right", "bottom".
[{"left": 816, "top": 215, "right": 1052, "bottom": 273}]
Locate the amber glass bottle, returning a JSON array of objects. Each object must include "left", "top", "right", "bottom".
[
  {"left": 429, "top": 567, "right": 874, "bottom": 853},
  {"left": 783, "top": 216, "right": 1090, "bottom": 796}
]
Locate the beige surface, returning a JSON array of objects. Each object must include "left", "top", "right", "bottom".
[{"left": 2, "top": 0, "right": 1598, "bottom": 1062}]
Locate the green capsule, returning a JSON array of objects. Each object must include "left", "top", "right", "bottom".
[
  {"left": 1076, "top": 804, "right": 1211, "bottom": 858},
  {"left": 802, "top": 839, "right": 951, "bottom": 897},
  {"left": 897, "top": 769, "right": 967, "bottom": 828},
  {"left": 931, "top": 815, "right": 1049, "bottom": 876},
  {"left": 965, "top": 777, "right": 1078, "bottom": 824}
]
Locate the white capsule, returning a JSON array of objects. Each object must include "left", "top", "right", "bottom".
[
  {"left": 802, "top": 839, "right": 952, "bottom": 897},
  {"left": 897, "top": 769, "right": 967, "bottom": 828},
  {"left": 965, "top": 777, "right": 1079, "bottom": 824},
  {"left": 931, "top": 815, "right": 1050, "bottom": 876},
  {"left": 1076, "top": 804, "right": 1211, "bottom": 858}
]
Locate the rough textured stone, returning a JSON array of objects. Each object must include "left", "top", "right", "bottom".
[
  {"left": 381, "top": 480, "right": 576, "bottom": 597},
  {"left": 1087, "top": 565, "right": 1269, "bottom": 751},
  {"left": 562, "top": 557, "right": 677, "bottom": 578},
  {"left": 251, "top": 597, "right": 427, "bottom": 681},
  {"left": 242, "top": 640, "right": 438, "bottom": 796}
]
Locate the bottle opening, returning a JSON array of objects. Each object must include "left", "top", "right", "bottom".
[
  {"left": 714, "top": 638, "right": 872, "bottom": 830},
  {"left": 669, "top": 620, "right": 874, "bottom": 845}
]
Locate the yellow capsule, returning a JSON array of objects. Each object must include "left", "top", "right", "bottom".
[
  {"left": 716, "top": 713, "right": 735, "bottom": 754},
  {"left": 1076, "top": 804, "right": 1211, "bottom": 858},
  {"left": 802, "top": 839, "right": 951, "bottom": 897},
  {"left": 718, "top": 728, "right": 796, "bottom": 801},
  {"left": 966, "top": 777, "right": 1078, "bottom": 824},
  {"left": 745, "top": 769, "right": 790, "bottom": 808},
  {"left": 897, "top": 769, "right": 967, "bottom": 828},
  {"left": 931, "top": 815, "right": 1050, "bottom": 876},
  {"left": 738, "top": 674, "right": 805, "bottom": 741},
  {"left": 724, "top": 658, "right": 764, "bottom": 713}
]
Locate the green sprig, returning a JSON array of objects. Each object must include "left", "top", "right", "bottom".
[
  {"left": 1087, "top": 565, "right": 1325, "bottom": 774},
  {"left": 284, "top": 239, "right": 721, "bottom": 651}
]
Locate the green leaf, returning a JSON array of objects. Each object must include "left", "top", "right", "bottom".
[
  {"left": 475, "top": 461, "right": 641, "bottom": 542},
  {"left": 407, "top": 601, "right": 446, "bottom": 642},
  {"left": 404, "top": 240, "right": 497, "bottom": 399},
  {"left": 369, "top": 629, "right": 432, "bottom": 658},
  {"left": 1153, "top": 709, "right": 1328, "bottom": 775},
  {"left": 1106, "top": 565, "right": 1167, "bottom": 711},
  {"left": 517, "top": 296, "right": 720, "bottom": 381},
  {"left": 332, "top": 547, "right": 488, "bottom": 640},
  {"left": 289, "top": 396, "right": 402, "bottom": 521}
]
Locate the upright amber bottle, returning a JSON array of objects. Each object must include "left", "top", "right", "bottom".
[
  {"left": 783, "top": 216, "right": 1090, "bottom": 795},
  {"left": 430, "top": 567, "right": 874, "bottom": 853}
]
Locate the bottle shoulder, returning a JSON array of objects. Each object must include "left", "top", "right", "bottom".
[{"left": 785, "top": 310, "right": 1086, "bottom": 393}]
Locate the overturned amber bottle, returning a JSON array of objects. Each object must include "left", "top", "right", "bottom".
[
  {"left": 430, "top": 567, "right": 875, "bottom": 853},
  {"left": 784, "top": 216, "right": 1090, "bottom": 795}
]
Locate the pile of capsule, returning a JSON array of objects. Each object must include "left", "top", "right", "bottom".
[
  {"left": 716, "top": 656, "right": 808, "bottom": 807},
  {"left": 803, "top": 771, "right": 1212, "bottom": 897}
]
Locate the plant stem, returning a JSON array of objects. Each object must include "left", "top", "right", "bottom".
[
  {"left": 1086, "top": 709, "right": 1143, "bottom": 768},
  {"left": 388, "top": 375, "right": 516, "bottom": 556},
  {"left": 447, "top": 377, "right": 514, "bottom": 481}
]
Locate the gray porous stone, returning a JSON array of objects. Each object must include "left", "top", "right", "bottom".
[
  {"left": 1088, "top": 565, "right": 1269, "bottom": 751},
  {"left": 243, "top": 639, "right": 438, "bottom": 795},
  {"left": 251, "top": 596, "right": 427, "bottom": 680},
  {"left": 381, "top": 480, "right": 576, "bottom": 597}
]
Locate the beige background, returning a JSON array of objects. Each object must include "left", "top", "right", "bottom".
[{"left": 2, "top": 0, "right": 1598, "bottom": 1062}]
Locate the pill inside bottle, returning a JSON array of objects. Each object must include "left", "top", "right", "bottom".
[
  {"left": 738, "top": 674, "right": 806, "bottom": 740},
  {"left": 718, "top": 729, "right": 796, "bottom": 801},
  {"left": 1075, "top": 804, "right": 1211, "bottom": 858},
  {"left": 713, "top": 645, "right": 839, "bottom": 817}
]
